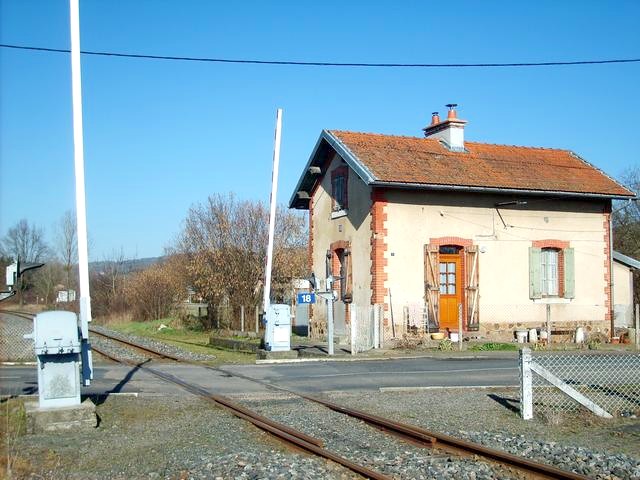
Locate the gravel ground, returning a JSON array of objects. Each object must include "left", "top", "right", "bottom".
[
  {"left": 5, "top": 324, "right": 639, "bottom": 479},
  {"left": 7, "top": 387, "right": 640, "bottom": 479},
  {"left": 6, "top": 395, "right": 357, "bottom": 480}
]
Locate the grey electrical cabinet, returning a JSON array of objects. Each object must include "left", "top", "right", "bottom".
[
  {"left": 264, "top": 304, "right": 291, "bottom": 352},
  {"left": 30, "top": 311, "right": 82, "bottom": 408}
]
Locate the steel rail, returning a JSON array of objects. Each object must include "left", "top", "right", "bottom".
[
  {"left": 93, "top": 328, "right": 589, "bottom": 480},
  {"left": 301, "top": 395, "right": 590, "bottom": 480},
  {"left": 90, "top": 343, "right": 390, "bottom": 480},
  {"left": 0, "top": 309, "right": 34, "bottom": 321},
  {"left": 212, "top": 366, "right": 592, "bottom": 480},
  {"left": 2, "top": 311, "right": 591, "bottom": 480},
  {"left": 88, "top": 328, "right": 182, "bottom": 361},
  {"left": 88, "top": 339, "right": 325, "bottom": 447}
]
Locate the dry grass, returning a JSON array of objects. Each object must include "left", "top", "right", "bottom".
[{"left": 0, "top": 399, "right": 28, "bottom": 480}]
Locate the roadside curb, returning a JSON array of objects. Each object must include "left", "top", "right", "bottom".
[{"left": 255, "top": 352, "right": 518, "bottom": 365}]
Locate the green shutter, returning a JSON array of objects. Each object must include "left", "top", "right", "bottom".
[
  {"left": 529, "top": 247, "right": 542, "bottom": 299},
  {"left": 563, "top": 248, "right": 575, "bottom": 299}
]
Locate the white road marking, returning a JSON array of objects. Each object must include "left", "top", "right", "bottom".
[
  {"left": 380, "top": 385, "right": 520, "bottom": 392},
  {"left": 277, "top": 366, "right": 518, "bottom": 379}
]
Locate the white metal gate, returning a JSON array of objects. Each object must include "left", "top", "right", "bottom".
[
  {"left": 349, "top": 304, "right": 381, "bottom": 354},
  {"left": 519, "top": 348, "right": 640, "bottom": 420}
]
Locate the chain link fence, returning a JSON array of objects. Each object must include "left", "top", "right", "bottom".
[
  {"left": 384, "top": 301, "right": 614, "bottom": 344},
  {"left": 520, "top": 349, "right": 640, "bottom": 420},
  {"left": 0, "top": 314, "right": 34, "bottom": 362}
]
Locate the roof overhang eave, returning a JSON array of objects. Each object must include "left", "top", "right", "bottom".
[
  {"left": 288, "top": 130, "right": 377, "bottom": 209},
  {"left": 613, "top": 251, "right": 640, "bottom": 270},
  {"left": 371, "top": 181, "right": 636, "bottom": 200},
  {"left": 288, "top": 133, "right": 326, "bottom": 209}
]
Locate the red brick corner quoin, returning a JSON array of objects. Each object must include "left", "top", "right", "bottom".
[{"left": 370, "top": 188, "right": 388, "bottom": 310}]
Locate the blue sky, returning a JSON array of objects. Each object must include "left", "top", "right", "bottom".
[{"left": 1, "top": 1, "right": 639, "bottom": 260}]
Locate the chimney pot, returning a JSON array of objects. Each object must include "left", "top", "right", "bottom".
[
  {"left": 446, "top": 103, "right": 458, "bottom": 119},
  {"left": 422, "top": 103, "right": 467, "bottom": 151}
]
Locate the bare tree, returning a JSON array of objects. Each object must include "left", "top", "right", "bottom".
[
  {"left": 0, "top": 219, "right": 49, "bottom": 262},
  {"left": 613, "top": 167, "right": 640, "bottom": 302},
  {"left": 0, "top": 219, "right": 49, "bottom": 304},
  {"left": 126, "top": 257, "right": 184, "bottom": 321},
  {"left": 32, "top": 262, "right": 65, "bottom": 305},
  {"left": 90, "top": 248, "right": 130, "bottom": 318},
  {"left": 174, "top": 193, "right": 308, "bottom": 328},
  {"left": 56, "top": 210, "right": 78, "bottom": 292}
]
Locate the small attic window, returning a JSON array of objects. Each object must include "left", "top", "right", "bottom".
[{"left": 331, "top": 166, "right": 348, "bottom": 215}]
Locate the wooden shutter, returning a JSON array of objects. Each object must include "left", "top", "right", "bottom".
[
  {"left": 465, "top": 246, "right": 480, "bottom": 330},
  {"left": 424, "top": 244, "right": 440, "bottom": 329},
  {"left": 529, "top": 247, "right": 542, "bottom": 299},
  {"left": 563, "top": 247, "right": 575, "bottom": 299},
  {"left": 343, "top": 248, "right": 353, "bottom": 303}
]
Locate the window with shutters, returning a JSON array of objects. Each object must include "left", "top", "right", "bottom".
[
  {"left": 331, "top": 166, "right": 348, "bottom": 214},
  {"left": 529, "top": 244, "right": 575, "bottom": 300}
]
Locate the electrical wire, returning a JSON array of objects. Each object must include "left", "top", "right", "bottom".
[{"left": 1, "top": 43, "right": 640, "bottom": 68}]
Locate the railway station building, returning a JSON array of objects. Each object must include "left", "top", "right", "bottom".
[{"left": 289, "top": 106, "right": 635, "bottom": 342}]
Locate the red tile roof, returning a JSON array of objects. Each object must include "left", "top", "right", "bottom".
[{"left": 329, "top": 130, "right": 633, "bottom": 197}]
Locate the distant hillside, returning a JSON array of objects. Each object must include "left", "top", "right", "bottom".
[{"left": 89, "top": 256, "right": 163, "bottom": 274}]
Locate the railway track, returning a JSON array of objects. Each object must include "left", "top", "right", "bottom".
[{"left": 1, "top": 309, "right": 590, "bottom": 480}]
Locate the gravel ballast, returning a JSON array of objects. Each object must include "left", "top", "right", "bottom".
[
  {"left": 8, "top": 388, "right": 639, "bottom": 479},
  {"left": 90, "top": 325, "right": 217, "bottom": 362},
  {"left": 5, "top": 324, "right": 639, "bottom": 479}
]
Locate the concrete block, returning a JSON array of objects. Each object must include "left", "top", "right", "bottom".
[
  {"left": 256, "top": 349, "right": 298, "bottom": 360},
  {"left": 25, "top": 398, "right": 97, "bottom": 434}
]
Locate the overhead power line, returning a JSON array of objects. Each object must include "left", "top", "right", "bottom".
[{"left": 1, "top": 43, "right": 640, "bottom": 68}]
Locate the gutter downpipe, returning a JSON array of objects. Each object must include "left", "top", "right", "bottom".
[{"left": 609, "top": 206, "right": 615, "bottom": 339}]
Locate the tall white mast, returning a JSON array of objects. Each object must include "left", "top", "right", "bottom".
[
  {"left": 69, "top": 0, "right": 92, "bottom": 344},
  {"left": 263, "top": 108, "right": 283, "bottom": 312}
]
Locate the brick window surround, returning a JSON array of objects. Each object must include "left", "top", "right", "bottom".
[{"left": 532, "top": 240, "right": 569, "bottom": 298}]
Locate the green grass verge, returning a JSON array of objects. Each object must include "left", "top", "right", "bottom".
[
  {"left": 468, "top": 342, "right": 519, "bottom": 351},
  {"left": 106, "top": 318, "right": 257, "bottom": 365}
]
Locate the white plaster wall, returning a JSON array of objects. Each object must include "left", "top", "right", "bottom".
[
  {"left": 384, "top": 190, "right": 608, "bottom": 327},
  {"left": 613, "top": 261, "right": 633, "bottom": 327},
  {"left": 310, "top": 154, "right": 372, "bottom": 330}
]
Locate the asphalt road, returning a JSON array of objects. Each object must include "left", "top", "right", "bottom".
[{"left": 0, "top": 356, "right": 519, "bottom": 398}]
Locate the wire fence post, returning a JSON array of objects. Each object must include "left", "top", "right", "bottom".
[
  {"left": 350, "top": 306, "right": 357, "bottom": 355},
  {"left": 519, "top": 347, "right": 533, "bottom": 420},
  {"left": 635, "top": 304, "right": 639, "bottom": 350},
  {"left": 240, "top": 305, "right": 245, "bottom": 332},
  {"left": 458, "top": 303, "right": 463, "bottom": 351},
  {"left": 371, "top": 305, "right": 381, "bottom": 348},
  {"left": 546, "top": 304, "right": 551, "bottom": 345}
]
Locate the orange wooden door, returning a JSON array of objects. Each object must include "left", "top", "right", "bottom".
[{"left": 438, "top": 254, "right": 462, "bottom": 330}]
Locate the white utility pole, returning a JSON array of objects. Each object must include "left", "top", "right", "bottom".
[
  {"left": 69, "top": 0, "right": 93, "bottom": 386},
  {"left": 263, "top": 108, "right": 283, "bottom": 313}
]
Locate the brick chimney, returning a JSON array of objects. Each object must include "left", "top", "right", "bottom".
[{"left": 422, "top": 104, "right": 467, "bottom": 151}]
